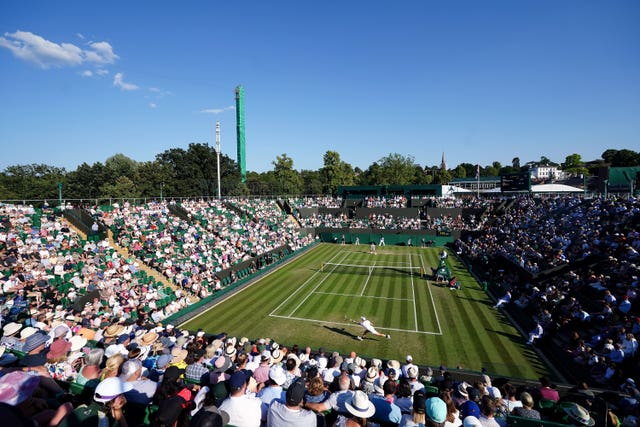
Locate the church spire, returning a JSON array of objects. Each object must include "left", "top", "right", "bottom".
[{"left": 440, "top": 152, "right": 447, "bottom": 170}]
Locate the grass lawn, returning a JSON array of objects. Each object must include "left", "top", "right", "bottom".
[{"left": 181, "top": 243, "right": 551, "bottom": 380}]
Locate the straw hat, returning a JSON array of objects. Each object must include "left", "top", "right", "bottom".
[
  {"left": 139, "top": 331, "right": 159, "bottom": 346},
  {"left": 104, "top": 324, "right": 124, "bottom": 338},
  {"left": 271, "top": 348, "right": 284, "bottom": 364},
  {"left": 366, "top": 366, "right": 378, "bottom": 383},
  {"left": 387, "top": 359, "right": 400, "bottom": 371},
  {"left": 563, "top": 403, "right": 595, "bottom": 426},
  {"left": 171, "top": 348, "right": 188, "bottom": 364},
  {"left": 76, "top": 328, "right": 96, "bottom": 341}
]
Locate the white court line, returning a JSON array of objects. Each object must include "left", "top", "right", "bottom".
[
  {"left": 269, "top": 249, "right": 345, "bottom": 316},
  {"left": 420, "top": 253, "right": 442, "bottom": 335},
  {"left": 285, "top": 251, "right": 351, "bottom": 317},
  {"left": 359, "top": 259, "right": 376, "bottom": 296},
  {"left": 409, "top": 253, "right": 419, "bottom": 331},
  {"left": 315, "top": 291, "right": 411, "bottom": 301},
  {"left": 269, "top": 314, "right": 442, "bottom": 335}
]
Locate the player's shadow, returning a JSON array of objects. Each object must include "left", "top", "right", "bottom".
[{"left": 323, "top": 325, "right": 361, "bottom": 339}]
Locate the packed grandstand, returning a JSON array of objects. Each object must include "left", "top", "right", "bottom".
[{"left": 0, "top": 193, "right": 639, "bottom": 427}]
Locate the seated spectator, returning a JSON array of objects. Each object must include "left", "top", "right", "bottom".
[
  {"left": 0, "top": 371, "right": 73, "bottom": 427},
  {"left": 538, "top": 377, "right": 560, "bottom": 402},
  {"left": 511, "top": 392, "right": 540, "bottom": 420},
  {"left": 267, "top": 378, "right": 316, "bottom": 426},
  {"left": 75, "top": 348, "right": 104, "bottom": 387},
  {"left": 63, "top": 377, "right": 131, "bottom": 427},
  {"left": 218, "top": 371, "right": 261, "bottom": 427},
  {"left": 336, "top": 390, "right": 376, "bottom": 427},
  {"left": 257, "top": 365, "right": 287, "bottom": 422},
  {"left": 478, "top": 395, "right": 502, "bottom": 427},
  {"left": 120, "top": 359, "right": 158, "bottom": 405},
  {"left": 561, "top": 402, "right": 596, "bottom": 426}
]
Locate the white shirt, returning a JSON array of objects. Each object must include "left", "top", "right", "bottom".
[{"left": 219, "top": 393, "right": 262, "bottom": 427}]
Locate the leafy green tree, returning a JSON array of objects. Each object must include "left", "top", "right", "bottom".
[
  {"left": 561, "top": 153, "right": 589, "bottom": 176},
  {"left": 499, "top": 165, "right": 515, "bottom": 175},
  {"left": 538, "top": 156, "right": 558, "bottom": 166},
  {"left": 65, "top": 162, "right": 107, "bottom": 200},
  {"left": 105, "top": 154, "right": 138, "bottom": 183},
  {"left": 0, "top": 178, "right": 16, "bottom": 200},
  {"left": 413, "top": 166, "right": 430, "bottom": 184},
  {"left": 484, "top": 165, "right": 499, "bottom": 176},
  {"left": 512, "top": 157, "right": 521, "bottom": 169},
  {"left": 601, "top": 149, "right": 640, "bottom": 167},
  {"left": 155, "top": 143, "right": 239, "bottom": 197},
  {"left": 272, "top": 154, "right": 302, "bottom": 195},
  {"left": 320, "top": 151, "right": 355, "bottom": 195},
  {"left": 453, "top": 165, "right": 467, "bottom": 178},
  {"left": 358, "top": 162, "right": 382, "bottom": 185},
  {"left": 377, "top": 153, "right": 416, "bottom": 185},
  {"left": 100, "top": 176, "right": 139, "bottom": 199},
  {"left": 434, "top": 169, "right": 452, "bottom": 184},
  {"left": 456, "top": 163, "right": 477, "bottom": 179},
  {"left": 136, "top": 161, "right": 174, "bottom": 198},
  {"left": 2, "top": 164, "right": 66, "bottom": 201},
  {"left": 245, "top": 171, "right": 276, "bottom": 195},
  {"left": 301, "top": 169, "right": 324, "bottom": 194}
]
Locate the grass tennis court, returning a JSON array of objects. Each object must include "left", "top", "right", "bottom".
[{"left": 182, "top": 243, "right": 551, "bottom": 380}]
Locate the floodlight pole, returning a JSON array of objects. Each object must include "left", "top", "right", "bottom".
[{"left": 216, "top": 121, "right": 221, "bottom": 199}]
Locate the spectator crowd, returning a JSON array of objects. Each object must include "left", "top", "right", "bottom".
[{"left": 1, "top": 194, "right": 639, "bottom": 426}]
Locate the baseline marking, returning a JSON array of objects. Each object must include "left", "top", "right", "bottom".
[{"left": 269, "top": 314, "right": 442, "bottom": 335}]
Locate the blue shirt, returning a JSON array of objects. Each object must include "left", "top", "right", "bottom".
[
  {"left": 370, "top": 395, "right": 402, "bottom": 423},
  {"left": 257, "top": 386, "right": 285, "bottom": 421}
]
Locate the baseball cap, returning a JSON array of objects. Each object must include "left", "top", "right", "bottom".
[
  {"left": 228, "top": 371, "right": 248, "bottom": 389},
  {"left": 426, "top": 397, "right": 447, "bottom": 423},
  {"left": 286, "top": 379, "right": 305, "bottom": 406}
]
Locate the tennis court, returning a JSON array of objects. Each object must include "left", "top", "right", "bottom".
[
  {"left": 269, "top": 249, "right": 442, "bottom": 335},
  {"left": 181, "top": 243, "right": 550, "bottom": 380}
]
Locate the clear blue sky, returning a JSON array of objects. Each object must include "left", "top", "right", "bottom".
[{"left": 1, "top": 1, "right": 638, "bottom": 173}]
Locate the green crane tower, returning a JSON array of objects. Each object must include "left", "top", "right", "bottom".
[{"left": 235, "top": 85, "right": 246, "bottom": 183}]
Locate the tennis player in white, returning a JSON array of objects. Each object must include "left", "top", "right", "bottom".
[{"left": 356, "top": 316, "right": 390, "bottom": 341}]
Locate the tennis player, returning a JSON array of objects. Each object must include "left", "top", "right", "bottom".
[
  {"left": 356, "top": 316, "right": 390, "bottom": 341},
  {"left": 369, "top": 242, "right": 376, "bottom": 255}
]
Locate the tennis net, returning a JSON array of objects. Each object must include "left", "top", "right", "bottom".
[{"left": 320, "top": 262, "right": 424, "bottom": 278}]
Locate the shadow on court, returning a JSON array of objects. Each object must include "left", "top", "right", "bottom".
[
  {"left": 322, "top": 325, "right": 363, "bottom": 340},
  {"left": 485, "top": 328, "right": 522, "bottom": 342}
]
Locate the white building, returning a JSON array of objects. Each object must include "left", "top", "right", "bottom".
[{"left": 530, "top": 165, "right": 565, "bottom": 180}]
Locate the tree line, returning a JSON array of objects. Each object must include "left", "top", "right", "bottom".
[{"left": 0, "top": 146, "right": 638, "bottom": 202}]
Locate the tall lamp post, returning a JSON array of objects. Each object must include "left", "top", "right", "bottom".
[
  {"left": 57, "top": 182, "right": 63, "bottom": 208},
  {"left": 216, "top": 121, "right": 221, "bottom": 199}
]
